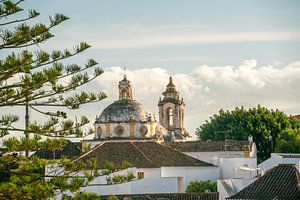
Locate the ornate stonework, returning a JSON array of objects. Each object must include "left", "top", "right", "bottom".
[
  {"left": 118, "top": 74, "right": 133, "bottom": 100},
  {"left": 158, "top": 77, "right": 189, "bottom": 140},
  {"left": 94, "top": 75, "right": 167, "bottom": 140}
]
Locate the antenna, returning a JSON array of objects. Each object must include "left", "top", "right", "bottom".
[{"left": 123, "top": 67, "right": 127, "bottom": 79}]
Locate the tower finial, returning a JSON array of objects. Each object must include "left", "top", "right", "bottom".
[{"left": 167, "top": 76, "right": 175, "bottom": 87}]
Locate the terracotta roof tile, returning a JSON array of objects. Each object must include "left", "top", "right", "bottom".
[
  {"left": 101, "top": 192, "right": 219, "bottom": 200},
  {"left": 76, "top": 141, "right": 214, "bottom": 168},
  {"left": 31, "top": 141, "right": 82, "bottom": 159},
  {"left": 226, "top": 164, "right": 300, "bottom": 200},
  {"left": 163, "top": 140, "right": 252, "bottom": 152}
]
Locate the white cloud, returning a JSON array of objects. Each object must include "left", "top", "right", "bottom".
[
  {"left": 90, "top": 31, "right": 300, "bottom": 49},
  {"left": 2, "top": 60, "right": 300, "bottom": 141},
  {"left": 91, "top": 60, "right": 300, "bottom": 137}
]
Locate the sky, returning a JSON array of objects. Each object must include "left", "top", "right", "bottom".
[{"left": 2, "top": 0, "right": 300, "bottom": 139}]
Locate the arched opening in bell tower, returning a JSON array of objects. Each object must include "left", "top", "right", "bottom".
[{"left": 167, "top": 108, "right": 173, "bottom": 129}]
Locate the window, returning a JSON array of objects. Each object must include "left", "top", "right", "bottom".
[
  {"left": 114, "top": 125, "right": 124, "bottom": 136},
  {"left": 97, "top": 127, "right": 102, "bottom": 138},
  {"left": 137, "top": 172, "right": 144, "bottom": 179},
  {"left": 140, "top": 125, "right": 148, "bottom": 136}
]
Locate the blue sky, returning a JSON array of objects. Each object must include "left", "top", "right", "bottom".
[
  {"left": 22, "top": 0, "right": 300, "bottom": 71},
  {"left": 3, "top": 0, "right": 300, "bottom": 138}
]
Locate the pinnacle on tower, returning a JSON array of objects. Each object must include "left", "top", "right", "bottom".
[{"left": 167, "top": 76, "right": 175, "bottom": 87}]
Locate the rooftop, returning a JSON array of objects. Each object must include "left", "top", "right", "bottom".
[
  {"left": 101, "top": 192, "right": 219, "bottom": 200},
  {"left": 226, "top": 164, "right": 300, "bottom": 200},
  {"left": 31, "top": 141, "right": 82, "bottom": 159},
  {"left": 292, "top": 114, "right": 300, "bottom": 120},
  {"left": 74, "top": 141, "right": 214, "bottom": 168},
  {"left": 163, "top": 140, "right": 253, "bottom": 152},
  {"left": 278, "top": 153, "right": 300, "bottom": 158}
]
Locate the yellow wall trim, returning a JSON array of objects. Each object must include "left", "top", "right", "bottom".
[
  {"left": 130, "top": 121, "right": 135, "bottom": 138},
  {"left": 150, "top": 121, "right": 155, "bottom": 136},
  {"left": 105, "top": 123, "right": 110, "bottom": 137},
  {"left": 244, "top": 151, "right": 250, "bottom": 157}
]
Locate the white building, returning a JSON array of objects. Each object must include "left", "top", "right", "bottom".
[
  {"left": 216, "top": 151, "right": 300, "bottom": 200},
  {"left": 74, "top": 140, "right": 219, "bottom": 195},
  {"left": 165, "top": 136, "right": 257, "bottom": 179},
  {"left": 41, "top": 76, "right": 257, "bottom": 197},
  {"left": 258, "top": 153, "right": 300, "bottom": 172}
]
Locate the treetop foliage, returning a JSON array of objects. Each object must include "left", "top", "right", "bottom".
[{"left": 196, "top": 105, "right": 300, "bottom": 162}]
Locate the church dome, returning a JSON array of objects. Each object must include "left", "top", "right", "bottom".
[{"left": 97, "top": 100, "right": 153, "bottom": 123}]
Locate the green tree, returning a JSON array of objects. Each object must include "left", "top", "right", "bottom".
[
  {"left": 196, "top": 105, "right": 300, "bottom": 162},
  {"left": 275, "top": 128, "right": 300, "bottom": 153},
  {"left": 186, "top": 180, "right": 217, "bottom": 193},
  {"left": 0, "top": 0, "right": 108, "bottom": 199}
]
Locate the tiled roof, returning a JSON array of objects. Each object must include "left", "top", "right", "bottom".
[
  {"left": 31, "top": 141, "right": 82, "bottom": 159},
  {"left": 101, "top": 192, "right": 219, "bottom": 200},
  {"left": 75, "top": 141, "right": 214, "bottom": 168},
  {"left": 226, "top": 164, "right": 300, "bottom": 200},
  {"left": 279, "top": 153, "right": 300, "bottom": 158},
  {"left": 163, "top": 140, "right": 252, "bottom": 152},
  {"left": 292, "top": 114, "right": 300, "bottom": 120}
]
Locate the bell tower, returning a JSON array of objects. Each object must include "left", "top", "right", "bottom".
[
  {"left": 118, "top": 74, "right": 133, "bottom": 100},
  {"left": 158, "top": 77, "right": 188, "bottom": 140}
]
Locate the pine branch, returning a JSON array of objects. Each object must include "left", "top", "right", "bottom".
[
  {"left": 0, "top": 13, "right": 69, "bottom": 49},
  {"left": 0, "top": 42, "right": 91, "bottom": 87},
  {"left": 0, "top": 169, "right": 87, "bottom": 178},
  {"left": 0, "top": 115, "right": 90, "bottom": 137},
  {"left": 0, "top": 73, "right": 101, "bottom": 107},
  {"left": 0, "top": 9, "right": 39, "bottom": 26},
  {"left": 0, "top": 0, "right": 24, "bottom": 19}
]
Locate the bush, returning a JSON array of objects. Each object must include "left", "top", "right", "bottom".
[
  {"left": 108, "top": 195, "right": 119, "bottom": 200},
  {"left": 186, "top": 180, "right": 217, "bottom": 193},
  {"left": 126, "top": 172, "right": 135, "bottom": 181}
]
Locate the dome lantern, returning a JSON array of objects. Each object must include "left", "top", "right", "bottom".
[{"left": 118, "top": 72, "right": 133, "bottom": 100}]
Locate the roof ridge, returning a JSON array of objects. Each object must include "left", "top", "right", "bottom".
[
  {"left": 71, "top": 142, "right": 106, "bottom": 162},
  {"left": 131, "top": 142, "right": 159, "bottom": 167},
  {"left": 227, "top": 164, "right": 300, "bottom": 199},
  {"left": 161, "top": 142, "right": 214, "bottom": 166}
]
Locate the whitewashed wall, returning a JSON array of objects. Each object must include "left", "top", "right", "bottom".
[
  {"left": 81, "top": 177, "right": 178, "bottom": 195},
  {"left": 183, "top": 151, "right": 246, "bottom": 165},
  {"left": 217, "top": 178, "right": 254, "bottom": 200},
  {"left": 72, "top": 166, "right": 220, "bottom": 195},
  {"left": 258, "top": 153, "right": 300, "bottom": 172},
  {"left": 183, "top": 151, "right": 257, "bottom": 179},
  {"left": 219, "top": 157, "right": 257, "bottom": 179},
  {"left": 161, "top": 166, "right": 220, "bottom": 190},
  {"left": 138, "top": 168, "right": 161, "bottom": 178}
]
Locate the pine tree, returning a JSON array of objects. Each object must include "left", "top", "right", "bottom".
[{"left": 0, "top": 0, "right": 109, "bottom": 198}]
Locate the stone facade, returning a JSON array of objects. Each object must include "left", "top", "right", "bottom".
[
  {"left": 158, "top": 77, "right": 188, "bottom": 140},
  {"left": 94, "top": 75, "right": 167, "bottom": 140}
]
